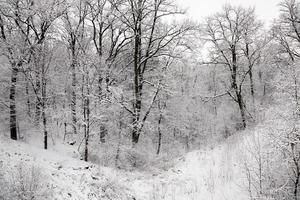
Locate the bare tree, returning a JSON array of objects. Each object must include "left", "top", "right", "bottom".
[
  {"left": 204, "top": 5, "right": 262, "bottom": 128},
  {"left": 111, "top": 0, "right": 190, "bottom": 145},
  {"left": 63, "top": 0, "right": 88, "bottom": 136},
  {"left": 0, "top": 0, "right": 65, "bottom": 141},
  {"left": 87, "top": 0, "right": 132, "bottom": 143}
]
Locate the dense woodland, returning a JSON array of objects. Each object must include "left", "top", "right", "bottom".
[{"left": 1, "top": 0, "right": 300, "bottom": 199}]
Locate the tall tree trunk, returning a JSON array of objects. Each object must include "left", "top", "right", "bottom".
[
  {"left": 35, "top": 69, "right": 41, "bottom": 125},
  {"left": 26, "top": 81, "right": 31, "bottom": 117},
  {"left": 98, "top": 74, "right": 107, "bottom": 143},
  {"left": 71, "top": 48, "right": 77, "bottom": 135},
  {"left": 84, "top": 73, "right": 90, "bottom": 162},
  {"left": 41, "top": 64, "right": 47, "bottom": 149},
  {"left": 83, "top": 97, "right": 89, "bottom": 161},
  {"left": 246, "top": 43, "right": 255, "bottom": 105},
  {"left": 249, "top": 68, "right": 255, "bottom": 105},
  {"left": 232, "top": 45, "right": 247, "bottom": 128},
  {"left": 156, "top": 102, "right": 162, "bottom": 155},
  {"left": 10, "top": 66, "right": 18, "bottom": 140},
  {"left": 132, "top": 0, "right": 143, "bottom": 146},
  {"left": 115, "top": 107, "right": 124, "bottom": 168},
  {"left": 237, "top": 92, "right": 247, "bottom": 129},
  {"left": 42, "top": 105, "right": 47, "bottom": 149}
]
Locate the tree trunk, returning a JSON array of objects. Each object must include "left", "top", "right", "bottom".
[
  {"left": 294, "top": 171, "right": 299, "bottom": 200},
  {"left": 42, "top": 106, "right": 47, "bottom": 149},
  {"left": 97, "top": 74, "right": 107, "bottom": 143},
  {"left": 115, "top": 108, "right": 124, "bottom": 168},
  {"left": 10, "top": 66, "right": 18, "bottom": 140},
  {"left": 41, "top": 65, "right": 47, "bottom": 150},
  {"left": 156, "top": 111, "right": 162, "bottom": 155},
  {"left": 132, "top": 126, "right": 140, "bottom": 145},
  {"left": 100, "top": 125, "right": 107, "bottom": 143},
  {"left": 249, "top": 68, "right": 255, "bottom": 105},
  {"left": 83, "top": 72, "right": 90, "bottom": 162},
  {"left": 232, "top": 45, "right": 247, "bottom": 128},
  {"left": 26, "top": 81, "right": 31, "bottom": 117},
  {"left": 71, "top": 39, "right": 77, "bottom": 135},
  {"left": 83, "top": 97, "right": 90, "bottom": 162},
  {"left": 246, "top": 43, "right": 255, "bottom": 105},
  {"left": 237, "top": 92, "right": 247, "bottom": 129},
  {"left": 132, "top": 0, "right": 143, "bottom": 146},
  {"left": 35, "top": 69, "right": 41, "bottom": 125}
]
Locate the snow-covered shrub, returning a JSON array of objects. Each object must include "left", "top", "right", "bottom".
[
  {"left": 147, "top": 154, "right": 176, "bottom": 172},
  {"left": 117, "top": 146, "right": 149, "bottom": 170},
  {"left": 0, "top": 162, "right": 51, "bottom": 200},
  {"left": 88, "top": 174, "right": 134, "bottom": 200},
  {"left": 149, "top": 179, "right": 200, "bottom": 200}
]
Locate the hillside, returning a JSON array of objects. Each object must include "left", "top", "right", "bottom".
[{"left": 0, "top": 120, "right": 276, "bottom": 200}]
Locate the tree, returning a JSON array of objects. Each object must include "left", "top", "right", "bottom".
[
  {"left": 112, "top": 0, "right": 190, "bottom": 145},
  {"left": 0, "top": 0, "right": 64, "bottom": 141},
  {"left": 63, "top": 0, "right": 88, "bottom": 136},
  {"left": 204, "top": 5, "right": 263, "bottom": 128},
  {"left": 86, "top": 0, "right": 131, "bottom": 143}
]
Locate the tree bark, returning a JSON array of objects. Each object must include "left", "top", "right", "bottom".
[
  {"left": 249, "top": 68, "right": 255, "bottom": 104},
  {"left": 115, "top": 108, "right": 124, "bottom": 168},
  {"left": 41, "top": 63, "right": 48, "bottom": 150},
  {"left": 232, "top": 45, "right": 247, "bottom": 128},
  {"left": 71, "top": 43, "right": 77, "bottom": 135},
  {"left": 132, "top": 0, "right": 143, "bottom": 146},
  {"left": 156, "top": 108, "right": 162, "bottom": 155},
  {"left": 10, "top": 66, "right": 18, "bottom": 140},
  {"left": 237, "top": 92, "right": 247, "bottom": 129},
  {"left": 35, "top": 73, "right": 41, "bottom": 125},
  {"left": 26, "top": 81, "right": 31, "bottom": 117},
  {"left": 83, "top": 72, "right": 90, "bottom": 162}
]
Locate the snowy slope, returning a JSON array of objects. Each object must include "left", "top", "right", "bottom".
[
  {"left": 0, "top": 126, "right": 269, "bottom": 200},
  {"left": 129, "top": 133, "right": 251, "bottom": 200},
  {"left": 0, "top": 136, "right": 135, "bottom": 200}
]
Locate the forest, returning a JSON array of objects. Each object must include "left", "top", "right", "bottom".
[{"left": 0, "top": 0, "right": 300, "bottom": 199}]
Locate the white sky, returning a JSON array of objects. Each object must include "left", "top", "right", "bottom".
[{"left": 176, "top": 0, "right": 282, "bottom": 25}]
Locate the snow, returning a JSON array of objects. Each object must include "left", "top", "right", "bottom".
[
  {"left": 0, "top": 136, "right": 134, "bottom": 200},
  {"left": 129, "top": 134, "right": 251, "bottom": 200},
  {"left": 0, "top": 124, "right": 271, "bottom": 200}
]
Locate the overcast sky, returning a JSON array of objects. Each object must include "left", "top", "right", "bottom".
[{"left": 176, "top": 0, "right": 282, "bottom": 25}]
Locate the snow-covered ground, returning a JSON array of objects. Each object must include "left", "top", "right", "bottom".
[
  {"left": 0, "top": 125, "right": 270, "bottom": 200},
  {"left": 130, "top": 133, "right": 252, "bottom": 200}
]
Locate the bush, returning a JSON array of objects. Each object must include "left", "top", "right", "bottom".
[
  {"left": 0, "top": 162, "right": 51, "bottom": 200},
  {"left": 88, "top": 173, "right": 134, "bottom": 200},
  {"left": 116, "top": 146, "right": 149, "bottom": 170}
]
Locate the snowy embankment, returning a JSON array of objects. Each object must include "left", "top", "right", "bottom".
[
  {"left": 0, "top": 126, "right": 269, "bottom": 200},
  {"left": 130, "top": 132, "right": 255, "bottom": 200},
  {"left": 0, "top": 136, "right": 134, "bottom": 200}
]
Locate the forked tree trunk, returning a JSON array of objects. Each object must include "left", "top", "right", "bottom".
[{"left": 10, "top": 66, "right": 18, "bottom": 140}]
